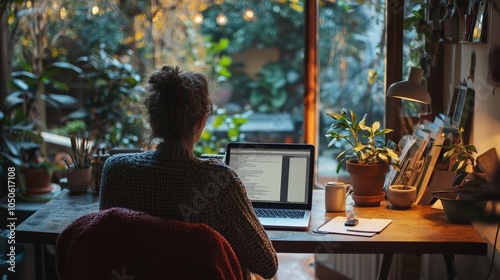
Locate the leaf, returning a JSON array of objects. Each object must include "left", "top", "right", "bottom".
[
  {"left": 336, "top": 150, "right": 348, "bottom": 161},
  {"left": 46, "top": 61, "right": 83, "bottom": 74},
  {"left": 336, "top": 160, "right": 344, "bottom": 174},
  {"left": 0, "top": 151, "right": 22, "bottom": 167},
  {"left": 212, "top": 114, "right": 225, "bottom": 128},
  {"left": 47, "top": 94, "right": 78, "bottom": 105},
  {"left": 63, "top": 109, "right": 88, "bottom": 121},
  {"left": 219, "top": 55, "right": 232, "bottom": 66},
  {"left": 380, "top": 128, "right": 393, "bottom": 134},
  {"left": 359, "top": 119, "right": 368, "bottom": 130},
  {"left": 326, "top": 112, "right": 342, "bottom": 120},
  {"left": 386, "top": 149, "right": 400, "bottom": 162},
  {"left": 465, "top": 144, "right": 477, "bottom": 153},
  {"left": 6, "top": 94, "right": 25, "bottom": 108},
  {"left": 378, "top": 153, "right": 387, "bottom": 161},
  {"left": 353, "top": 142, "right": 364, "bottom": 152},
  {"left": 10, "top": 78, "right": 29, "bottom": 91},
  {"left": 2, "top": 135, "right": 20, "bottom": 157},
  {"left": 270, "top": 91, "right": 287, "bottom": 108},
  {"left": 327, "top": 138, "right": 337, "bottom": 148},
  {"left": 350, "top": 109, "right": 357, "bottom": 125}
]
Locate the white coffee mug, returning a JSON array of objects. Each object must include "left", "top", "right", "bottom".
[{"left": 325, "top": 182, "right": 352, "bottom": 212}]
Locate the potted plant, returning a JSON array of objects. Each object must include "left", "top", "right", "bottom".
[
  {"left": 65, "top": 134, "right": 94, "bottom": 192},
  {"left": 437, "top": 126, "right": 484, "bottom": 188},
  {"left": 1, "top": 60, "right": 79, "bottom": 197},
  {"left": 433, "top": 126, "right": 490, "bottom": 223},
  {"left": 387, "top": 171, "right": 417, "bottom": 209},
  {"left": 18, "top": 142, "right": 62, "bottom": 197},
  {"left": 325, "top": 109, "right": 400, "bottom": 206}
]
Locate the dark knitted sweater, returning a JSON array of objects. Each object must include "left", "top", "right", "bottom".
[{"left": 99, "top": 143, "right": 278, "bottom": 279}]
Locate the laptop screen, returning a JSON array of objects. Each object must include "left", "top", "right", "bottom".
[{"left": 225, "top": 142, "right": 315, "bottom": 209}]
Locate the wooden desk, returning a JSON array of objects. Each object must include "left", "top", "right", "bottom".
[{"left": 17, "top": 189, "right": 487, "bottom": 279}]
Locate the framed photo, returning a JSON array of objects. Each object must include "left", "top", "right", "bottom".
[
  {"left": 452, "top": 84, "right": 475, "bottom": 142},
  {"left": 447, "top": 87, "right": 460, "bottom": 120},
  {"left": 488, "top": 1, "right": 500, "bottom": 86},
  {"left": 471, "top": 1, "right": 487, "bottom": 42},
  {"left": 452, "top": 85, "right": 467, "bottom": 127}
]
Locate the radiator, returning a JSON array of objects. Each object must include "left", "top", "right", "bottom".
[{"left": 315, "top": 254, "right": 403, "bottom": 280}]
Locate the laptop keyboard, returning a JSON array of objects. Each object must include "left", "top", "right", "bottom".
[{"left": 254, "top": 209, "right": 306, "bottom": 219}]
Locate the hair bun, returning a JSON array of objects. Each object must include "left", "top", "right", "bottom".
[{"left": 147, "top": 65, "right": 184, "bottom": 101}]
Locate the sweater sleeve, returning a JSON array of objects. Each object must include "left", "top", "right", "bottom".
[
  {"left": 213, "top": 169, "right": 278, "bottom": 279},
  {"left": 99, "top": 155, "right": 122, "bottom": 210}
]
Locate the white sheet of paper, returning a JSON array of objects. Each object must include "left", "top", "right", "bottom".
[{"left": 317, "top": 216, "right": 392, "bottom": 237}]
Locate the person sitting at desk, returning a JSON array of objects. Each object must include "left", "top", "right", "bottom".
[{"left": 99, "top": 65, "right": 278, "bottom": 279}]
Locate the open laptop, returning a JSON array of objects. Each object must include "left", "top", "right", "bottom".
[{"left": 225, "top": 142, "right": 315, "bottom": 230}]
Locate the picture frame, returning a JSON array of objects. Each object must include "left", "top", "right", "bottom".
[
  {"left": 452, "top": 85, "right": 467, "bottom": 127},
  {"left": 471, "top": 1, "right": 487, "bottom": 43},
  {"left": 447, "top": 86, "right": 460, "bottom": 120},
  {"left": 451, "top": 84, "right": 475, "bottom": 142},
  {"left": 488, "top": 1, "right": 500, "bottom": 86}
]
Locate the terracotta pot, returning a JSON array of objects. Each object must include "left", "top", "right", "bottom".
[
  {"left": 21, "top": 167, "right": 52, "bottom": 195},
  {"left": 346, "top": 160, "right": 389, "bottom": 206},
  {"left": 387, "top": 185, "right": 417, "bottom": 209},
  {"left": 66, "top": 168, "right": 92, "bottom": 192}
]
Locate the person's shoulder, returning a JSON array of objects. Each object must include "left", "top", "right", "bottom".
[
  {"left": 198, "top": 158, "right": 231, "bottom": 170},
  {"left": 105, "top": 151, "right": 154, "bottom": 166},
  {"left": 197, "top": 158, "right": 239, "bottom": 179}
]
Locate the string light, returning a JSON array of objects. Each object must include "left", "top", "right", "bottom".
[
  {"left": 91, "top": 5, "right": 99, "bottom": 15},
  {"left": 243, "top": 8, "right": 255, "bottom": 21},
  {"left": 216, "top": 13, "right": 227, "bottom": 26},
  {"left": 60, "top": 7, "right": 67, "bottom": 20},
  {"left": 194, "top": 13, "right": 203, "bottom": 24}
]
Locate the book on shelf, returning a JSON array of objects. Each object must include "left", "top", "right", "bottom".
[
  {"left": 384, "top": 132, "right": 431, "bottom": 190},
  {"left": 415, "top": 126, "right": 445, "bottom": 205}
]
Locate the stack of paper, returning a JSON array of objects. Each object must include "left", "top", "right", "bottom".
[{"left": 316, "top": 217, "right": 392, "bottom": 237}]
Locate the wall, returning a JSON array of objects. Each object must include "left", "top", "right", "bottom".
[{"left": 442, "top": 1, "right": 500, "bottom": 277}]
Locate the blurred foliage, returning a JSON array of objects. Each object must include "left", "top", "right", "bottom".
[
  {"left": 194, "top": 108, "right": 252, "bottom": 157},
  {"left": 4, "top": 0, "right": 400, "bottom": 152},
  {"left": 65, "top": 46, "right": 143, "bottom": 148},
  {"left": 1, "top": 59, "right": 81, "bottom": 166},
  {"left": 48, "top": 120, "right": 87, "bottom": 137},
  {"left": 0, "top": 58, "right": 81, "bottom": 195}
]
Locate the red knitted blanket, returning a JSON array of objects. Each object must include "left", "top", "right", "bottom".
[{"left": 56, "top": 207, "right": 243, "bottom": 280}]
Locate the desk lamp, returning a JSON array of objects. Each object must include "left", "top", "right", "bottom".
[
  {"left": 387, "top": 67, "right": 432, "bottom": 123},
  {"left": 387, "top": 67, "right": 431, "bottom": 105}
]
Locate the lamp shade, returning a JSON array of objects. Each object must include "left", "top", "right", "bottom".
[{"left": 387, "top": 67, "right": 431, "bottom": 104}]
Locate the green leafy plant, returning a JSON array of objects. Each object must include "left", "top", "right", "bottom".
[
  {"left": 67, "top": 46, "right": 143, "bottom": 148},
  {"left": 1, "top": 60, "right": 81, "bottom": 168},
  {"left": 325, "top": 108, "right": 400, "bottom": 173},
  {"left": 435, "top": 126, "right": 491, "bottom": 193},
  {"left": 404, "top": 5, "right": 440, "bottom": 44},
  {"left": 194, "top": 108, "right": 252, "bottom": 156},
  {"left": 437, "top": 126, "right": 477, "bottom": 174},
  {"left": 26, "top": 159, "right": 63, "bottom": 177},
  {"left": 48, "top": 120, "right": 87, "bottom": 137}
]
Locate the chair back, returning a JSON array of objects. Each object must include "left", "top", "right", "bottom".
[{"left": 55, "top": 207, "right": 243, "bottom": 280}]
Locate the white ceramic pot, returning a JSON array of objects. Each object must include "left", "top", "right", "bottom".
[{"left": 387, "top": 185, "right": 417, "bottom": 209}]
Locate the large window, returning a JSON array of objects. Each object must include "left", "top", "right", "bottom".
[
  {"left": 7, "top": 0, "right": 388, "bottom": 183},
  {"left": 317, "top": 1, "right": 386, "bottom": 183}
]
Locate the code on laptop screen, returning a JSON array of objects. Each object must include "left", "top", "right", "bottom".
[{"left": 228, "top": 148, "right": 311, "bottom": 204}]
